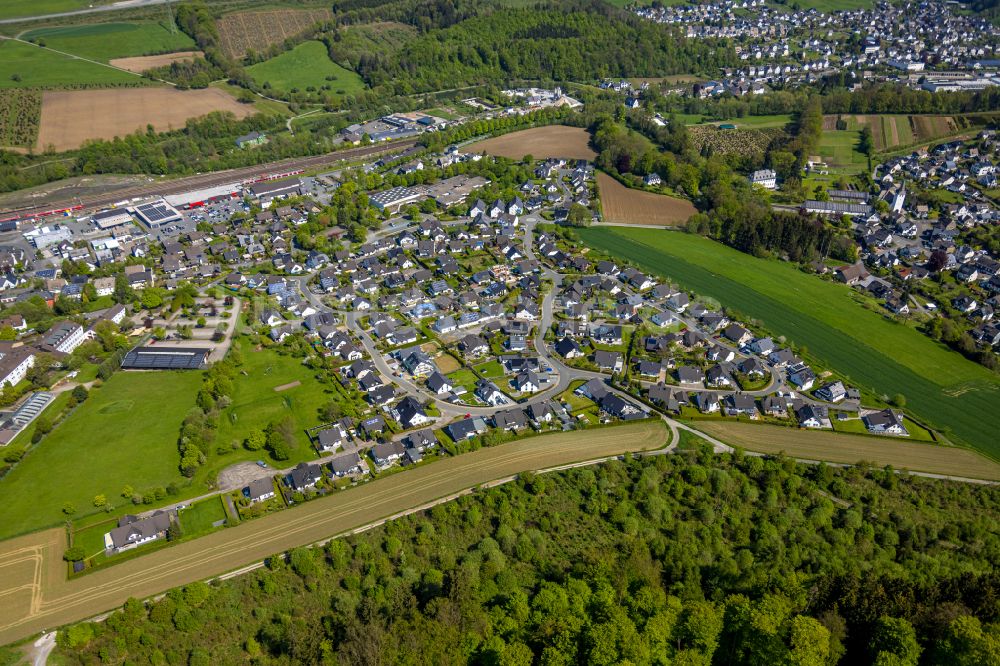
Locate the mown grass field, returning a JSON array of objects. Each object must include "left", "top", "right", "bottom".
[
  {"left": 579, "top": 227, "right": 1000, "bottom": 459},
  {"left": 817, "top": 127, "right": 867, "bottom": 172},
  {"left": 0, "top": 371, "right": 202, "bottom": 541},
  {"left": 0, "top": 0, "right": 94, "bottom": 21},
  {"left": 206, "top": 339, "right": 333, "bottom": 480},
  {"left": 695, "top": 422, "right": 1000, "bottom": 481},
  {"left": 0, "top": 39, "right": 139, "bottom": 89},
  {"left": 246, "top": 40, "right": 365, "bottom": 97},
  {"left": 21, "top": 22, "right": 195, "bottom": 62},
  {"left": 0, "top": 421, "right": 667, "bottom": 646}
]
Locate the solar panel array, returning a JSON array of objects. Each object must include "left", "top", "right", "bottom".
[
  {"left": 121, "top": 347, "right": 208, "bottom": 370},
  {"left": 135, "top": 201, "right": 181, "bottom": 226}
]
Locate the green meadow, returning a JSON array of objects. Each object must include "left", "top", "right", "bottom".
[
  {"left": 0, "top": 371, "right": 202, "bottom": 540},
  {"left": 22, "top": 22, "right": 195, "bottom": 62},
  {"left": 0, "top": 39, "right": 139, "bottom": 88},
  {"left": 247, "top": 40, "right": 365, "bottom": 97}
]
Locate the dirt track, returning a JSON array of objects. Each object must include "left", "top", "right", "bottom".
[
  {"left": 696, "top": 422, "right": 1000, "bottom": 481},
  {"left": 0, "top": 422, "right": 666, "bottom": 645},
  {"left": 37, "top": 88, "right": 253, "bottom": 152}
]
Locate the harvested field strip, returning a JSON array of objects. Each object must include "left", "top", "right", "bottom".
[
  {"left": 109, "top": 51, "right": 203, "bottom": 73},
  {"left": 471, "top": 125, "right": 596, "bottom": 160},
  {"left": 0, "top": 421, "right": 666, "bottom": 645},
  {"left": 597, "top": 171, "right": 697, "bottom": 227},
  {"left": 217, "top": 8, "right": 332, "bottom": 60},
  {"left": 37, "top": 87, "right": 253, "bottom": 152},
  {"left": 579, "top": 227, "right": 1000, "bottom": 459},
  {"left": 696, "top": 422, "right": 1000, "bottom": 481},
  {"left": 0, "top": 89, "right": 41, "bottom": 148}
]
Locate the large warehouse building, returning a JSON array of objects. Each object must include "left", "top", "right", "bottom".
[
  {"left": 164, "top": 183, "right": 241, "bottom": 209},
  {"left": 248, "top": 178, "right": 302, "bottom": 206},
  {"left": 90, "top": 209, "right": 134, "bottom": 230}
]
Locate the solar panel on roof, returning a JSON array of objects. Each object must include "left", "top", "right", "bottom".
[{"left": 121, "top": 347, "right": 208, "bottom": 370}]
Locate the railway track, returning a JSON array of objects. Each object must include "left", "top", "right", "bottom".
[{"left": 0, "top": 138, "right": 420, "bottom": 220}]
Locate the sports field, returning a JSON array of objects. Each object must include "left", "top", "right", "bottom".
[
  {"left": 0, "top": 371, "right": 202, "bottom": 541},
  {"left": 696, "top": 422, "right": 1000, "bottom": 481},
  {"left": 37, "top": 87, "right": 253, "bottom": 151},
  {"left": 0, "top": 421, "right": 666, "bottom": 645},
  {"left": 597, "top": 171, "right": 697, "bottom": 226},
  {"left": 21, "top": 22, "right": 196, "bottom": 62},
  {"left": 579, "top": 227, "right": 1000, "bottom": 459},
  {"left": 0, "top": 39, "right": 138, "bottom": 89},
  {"left": 246, "top": 40, "right": 365, "bottom": 96},
  {"left": 471, "top": 125, "right": 597, "bottom": 161}
]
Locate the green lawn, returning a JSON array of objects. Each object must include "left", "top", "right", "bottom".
[
  {"left": 246, "top": 40, "right": 365, "bottom": 97},
  {"left": 0, "top": 371, "right": 202, "bottom": 540},
  {"left": 207, "top": 339, "right": 338, "bottom": 480},
  {"left": 580, "top": 227, "right": 1000, "bottom": 459},
  {"left": 179, "top": 497, "right": 227, "bottom": 536},
  {"left": 21, "top": 22, "right": 195, "bottom": 62},
  {"left": 0, "top": 39, "right": 139, "bottom": 88},
  {"left": 472, "top": 359, "right": 506, "bottom": 379},
  {"left": 446, "top": 368, "right": 480, "bottom": 392},
  {"left": 818, "top": 128, "right": 867, "bottom": 172}
]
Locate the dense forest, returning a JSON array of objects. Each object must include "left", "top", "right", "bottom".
[
  {"left": 53, "top": 450, "right": 1000, "bottom": 665},
  {"left": 327, "top": 1, "right": 735, "bottom": 94}
]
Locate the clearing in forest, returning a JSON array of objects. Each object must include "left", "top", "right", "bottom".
[{"left": 217, "top": 8, "right": 332, "bottom": 60}]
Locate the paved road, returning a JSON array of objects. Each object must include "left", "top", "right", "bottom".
[{"left": 0, "top": 0, "right": 179, "bottom": 25}]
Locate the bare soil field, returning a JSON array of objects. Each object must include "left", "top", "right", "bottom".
[
  {"left": 37, "top": 88, "right": 253, "bottom": 152},
  {"left": 218, "top": 9, "right": 332, "bottom": 59},
  {"left": 471, "top": 125, "right": 596, "bottom": 161},
  {"left": 108, "top": 51, "right": 203, "bottom": 73},
  {"left": 433, "top": 354, "right": 461, "bottom": 374},
  {"left": 695, "top": 422, "right": 1000, "bottom": 481},
  {"left": 912, "top": 115, "right": 957, "bottom": 142},
  {"left": 597, "top": 171, "right": 697, "bottom": 227},
  {"left": 0, "top": 421, "right": 665, "bottom": 645}
]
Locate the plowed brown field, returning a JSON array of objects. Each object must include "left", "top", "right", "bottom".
[
  {"left": 471, "top": 125, "right": 596, "bottom": 160},
  {"left": 37, "top": 88, "right": 253, "bottom": 151},
  {"left": 597, "top": 171, "right": 697, "bottom": 226}
]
